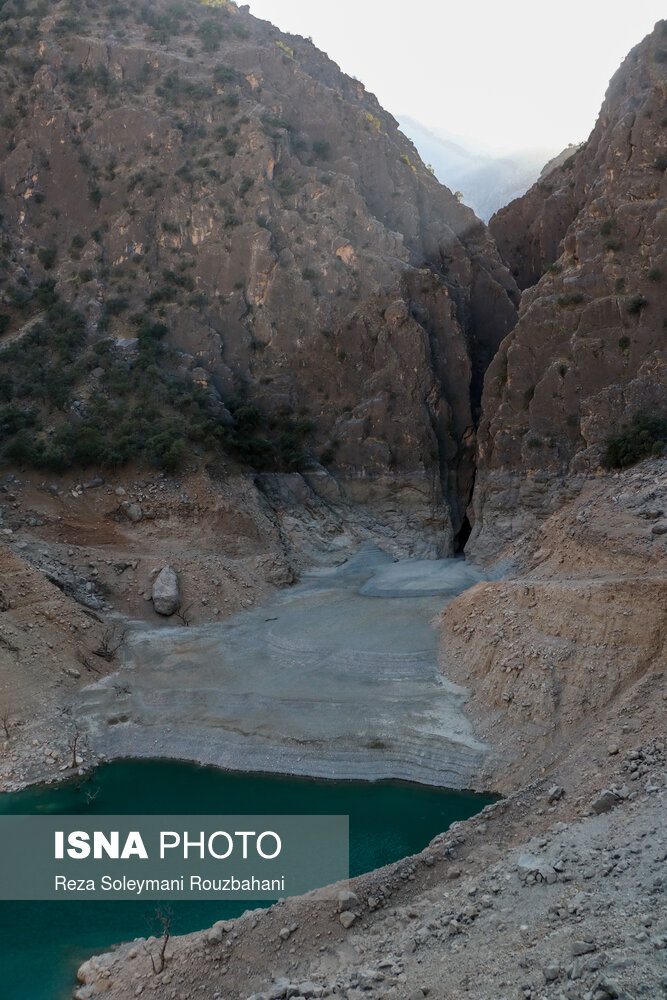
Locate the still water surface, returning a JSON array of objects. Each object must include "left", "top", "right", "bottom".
[{"left": 0, "top": 759, "right": 492, "bottom": 999}]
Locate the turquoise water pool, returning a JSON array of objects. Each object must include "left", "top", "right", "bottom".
[{"left": 0, "top": 758, "right": 491, "bottom": 999}]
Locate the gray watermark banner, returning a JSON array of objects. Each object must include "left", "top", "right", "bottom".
[{"left": 0, "top": 815, "right": 349, "bottom": 900}]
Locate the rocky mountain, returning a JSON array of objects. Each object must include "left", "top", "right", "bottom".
[
  {"left": 0, "top": 13, "right": 665, "bottom": 1000},
  {"left": 399, "top": 115, "right": 563, "bottom": 223},
  {"left": 470, "top": 20, "right": 667, "bottom": 560},
  {"left": 0, "top": 0, "right": 518, "bottom": 556}
]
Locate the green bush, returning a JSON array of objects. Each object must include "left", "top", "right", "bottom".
[
  {"left": 0, "top": 278, "right": 307, "bottom": 474},
  {"left": 0, "top": 404, "right": 38, "bottom": 437},
  {"left": 36, "top": 279, "right": 58, "bottom": 307},
  {"left": 557, "top": 293, "right": 585, "bottom": 307},
  {"left": 105, "top": 296, "right": 129, "bottom": 315},
  {"left": 141, "top": 8, "right": 183, "bottom": 44},
  {"left": 277, "top": 176, "right": 298, "bottom": 197},
  {"left": 260, "top": 113, "right": 292, "bottom": 134},
  {"left": 3, "top": 427, "right": 39, "bottom": 464},
  {"left": 239, "top": 175, "right": 254, "bottom": 197},
  {"left": 312, "top": 139, "right": 330, "bottom": 159},
  {"left": 213, "top": 63, "right": 236, "bottom": 84},
  {"left": 198, "top": 18, "right": 225, "bottom": 52},
  {"left": 37, "top": 246, "right": 57, "bottom": 270},
  {"left": 626, "top": 295, "right": 648, "bottom": 315},
  {"left": 603, "top": 412, "right": 667, "bottom": 468}
]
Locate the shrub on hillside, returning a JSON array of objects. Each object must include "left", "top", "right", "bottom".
[{"left": 603, "top": 412, "right": 667, "bottom": 468}]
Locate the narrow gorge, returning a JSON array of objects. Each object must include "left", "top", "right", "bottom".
[{"left": 0, "top": 3, "right": 664, "bottom": 1000}]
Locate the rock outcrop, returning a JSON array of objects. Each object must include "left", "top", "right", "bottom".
[
  {"left": 470, "top": 20, "right": 667, "bottom": 560},
  {"left": 0, "top": 0, "right": 518, "bottom": 555}
]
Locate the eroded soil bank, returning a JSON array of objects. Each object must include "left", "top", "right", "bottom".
[{"left": 73, "top": 460, "right": 666, "bottom": 1000}]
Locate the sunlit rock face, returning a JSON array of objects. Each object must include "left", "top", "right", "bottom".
[{"left": 471, "top": 21, "right": 667, "bottom": 561}]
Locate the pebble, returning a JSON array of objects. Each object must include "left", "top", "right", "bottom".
[{"left": 591, "top": 791, "right": 620, "bottom": 815}]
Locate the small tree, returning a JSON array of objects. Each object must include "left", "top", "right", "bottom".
[
  {"left": 1, "top": 712, "right": 11, "bottom": 740},
  {"left": 67, "top": 725, "right": 87, "bottom": 769},
  {"left": 145, "top": 906, "right": 172, "bottom": 974}
]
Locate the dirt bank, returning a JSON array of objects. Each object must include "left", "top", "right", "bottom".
[{"left": 69, "top": 460, "right": 666, "bottom": 1000}]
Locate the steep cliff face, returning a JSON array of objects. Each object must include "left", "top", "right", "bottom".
[
  {"left": 470, "top": 21, "right": 667, "bottom": 560},
  {"left": 0, "top": 0, "right": 517, "bottom": 555},
  {"left": 488, "top": 151, "right": 580, "bottom": 291}
]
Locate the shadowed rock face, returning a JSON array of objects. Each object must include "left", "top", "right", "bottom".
[
  {"left": 0, "top": 0, "right": 517, "bottom": 555},
  {"left": 470, "top": 21, "right": 667, "bottom": 561},
  {"left": 488, "top": 159, "right": 580, "bottom": 293}
]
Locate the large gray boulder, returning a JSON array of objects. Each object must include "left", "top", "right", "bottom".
[
  {"left": 152, "top": 567, "right": 180, "bottom": 617},
  {"left": 120, "top": 501, "right": 143, "bottom": 524}
]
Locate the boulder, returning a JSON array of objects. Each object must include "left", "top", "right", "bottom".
[
  {"left": 337, "top": 889, "right": 359, "bottom": 911},
  {"left": 591, "top": 790, "right": 621, "bottom": 815},
  {"left": 120, "top": 501, "right": 143, "bottom": 524},
  {"left": 152, "top": 567, "right": 180, "bottom": 616}
]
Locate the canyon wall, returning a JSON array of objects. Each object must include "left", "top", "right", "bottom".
[
  {"left": 0, "top": 0, "right": 518, "bottom": 555},
  {"left": 470, "top": 20, "right": 667, "bottom": 560}
]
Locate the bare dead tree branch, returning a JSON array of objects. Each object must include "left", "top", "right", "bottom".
[
  {"left": 66, "top": 724, "right": 87, "bottom": 769},
  {"left": 174, "top": 605, "right": 193, "bottom": 627},
  {"left": 77, "top": 652, "right": 101, "bottom": 675},
  {"left": 0, "top": 633, "right": 19, "bottom": 654},
  {"left": 93, "top": 627, "right": 128, "bottom": 662},
  {"left": 144, "top": 907, "right": 172, "bottom": 974},
  {"left": 85, "top": 787, "right": 99, "bottom": 806},
  {"left": 0, "top": 712, "right": 11, "bottom": 740}
]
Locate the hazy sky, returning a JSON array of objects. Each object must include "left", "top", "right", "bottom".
[{"left": 247, "top": 1, "right": 665, "bottom": 154}]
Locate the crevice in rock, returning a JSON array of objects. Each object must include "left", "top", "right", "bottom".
[{"left": 454, "top": 514, "right": 472, "bottom": 554}]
